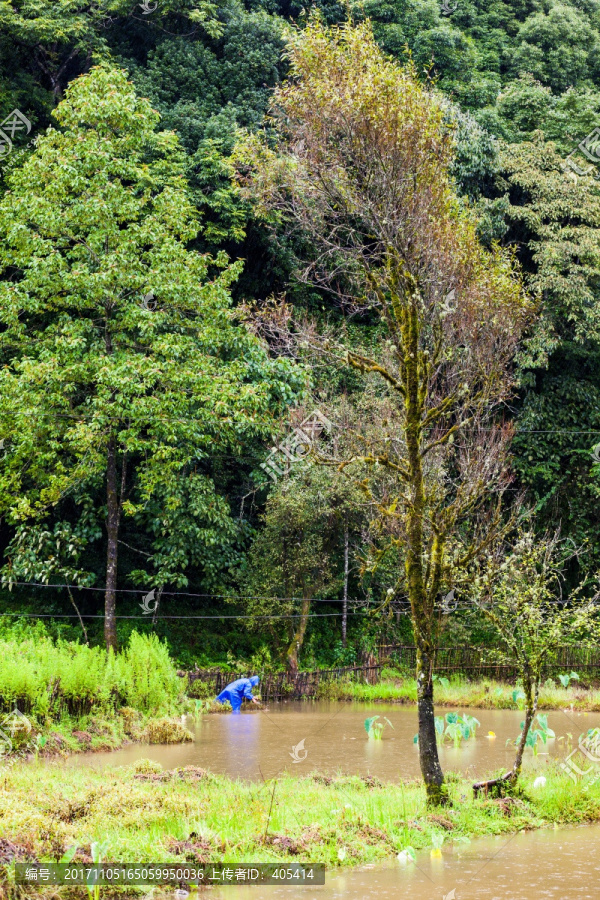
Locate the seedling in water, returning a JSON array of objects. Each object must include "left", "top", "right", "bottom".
[
  {"left": 431, "top": 832, "right": 445, "bottom": 857},
  {"left": 365, "top": 715, "right": 394, "bottom": 740},
  {"left": 509, "top": 713, "right": 555, "bottom": 756},
  {"left": 585, "top": 727, "right": 600, "bottom": 753},
  {"left": 397, "top": 846, "right": 416, "bottom": 864},
  {"left": 86, "top": 840, "right": 110, "bottom": 900},
  {"left": 512, "top": 689, "right": 526, "bottom": 708}
]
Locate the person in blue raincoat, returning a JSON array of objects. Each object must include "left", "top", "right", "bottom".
[{"left": 216, "top": 676, "right": 260, "bottom": 713}]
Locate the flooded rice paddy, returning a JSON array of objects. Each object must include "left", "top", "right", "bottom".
[
  {"left": 69, "top": 701, "right": 600, "bottom": 783},
  {"left": 65, "top": 702, "right": 600, "bottom": 899},
  {"left": 212, "top": 822, "right": 600, "bottom": 900}
]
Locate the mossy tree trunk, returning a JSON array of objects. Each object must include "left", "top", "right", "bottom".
[
  {"left": 513, "top": 674, "right": 539, "bottom": 777},
  {"left": 286, "top": 596, "right": 311, "bottom": 674},
  {"left": 104, "top": 434, "right": 120, "bottom": 652},
  {"left": 416, "top": 645, "right": 446, "bottom": 801},
  {"left": 473, "top": 669, "right": 540, "bottom": 797},
  {"left": 342, "top": 526, "right": 349, "bottom": 648},
  {"left": 400, "top": 278, "right": 447, "bottom": 804},
  {"left": 349, "top": 270, "right": 449, "bottom": 804}
]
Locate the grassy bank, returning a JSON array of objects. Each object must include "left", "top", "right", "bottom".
[
  {"left": 1, "top": 759, "right": 600, "bottom": 898},
  {"left": 0, "top": 623, "right": 194, "bottom": 759},
  {"left": 0, "top": 624, "right": 181, "bottom": 717},
  {"left": 10, "top": 707, "right": 195, "bottom": 758},
  {"left": 320, "top": 669, "right": 600, "bottom": 711}
]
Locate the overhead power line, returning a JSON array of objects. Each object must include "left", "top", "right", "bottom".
[
  {"left": 2, "top": 580, "right": 339, "bottom": 602},
  {"left": 0, "top": 610, "right": 363, "bottom": 621}
]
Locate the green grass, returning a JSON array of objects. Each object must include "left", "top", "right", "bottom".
[
  {"left": 320, "top": 671, "right": 600, "bottom": 711},
  {"left": 1, "top": 759, "right": 600, "bottom": 898},
  {"left": 0, "top": 622, "right": 193, "bottom": 762},
  {"left": 0, "top": 622, "right": 182, "bottom": 718}
]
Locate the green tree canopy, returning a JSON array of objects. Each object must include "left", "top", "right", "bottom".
[{"left": 0, "top": 64, "right": 302, "bottom": 649}]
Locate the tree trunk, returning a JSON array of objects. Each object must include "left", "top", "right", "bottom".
[
  {"left": 104, "top": 434, "right": 120, "bottom": 651},
  {"left": 473, "top": 676, "right": 539, "bottom": 797},
  {"left": 342, "top": 526, "right": 349, "bottom": 648},
  {"left": 286, "top": 597, "right": 311, "bottom": 675},
  {"left": 152, "top": 587, "right": 163, "bottom": 625},
  {"left": 513, "top": 677, "right": 538, "bottom": 777},
  {"left": 403, "top": 293, "right": 447, "bottom": 805},
  {"left": 416, "top": 643, "right": 447, "bottom": 804},
  {"left": 66, "top": 584, "right": 88, "bottom": 645}
]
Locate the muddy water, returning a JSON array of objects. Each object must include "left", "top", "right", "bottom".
[
  {"left": 211, "top": 822, "right": 600, "bottom": 900},
  {"left": 69, "top": 702, "right": 600, "bottom": 782}
]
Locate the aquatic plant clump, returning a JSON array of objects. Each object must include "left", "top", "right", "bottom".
[
  {"left": 509, "top": 714, "right": 556, "bottom": 756},
  {"left": 414, "top": 712, "right": 480, "bottom": 747},
  {"left": 146, "top": 718, "right": 193, "bottom": 744},
  {"left": 365, "top": 716, "right": 394, "bottom": 740}
]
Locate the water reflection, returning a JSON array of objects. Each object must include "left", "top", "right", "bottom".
[{"left": 220, "top": 711, "right": 262, "bottom": 779}]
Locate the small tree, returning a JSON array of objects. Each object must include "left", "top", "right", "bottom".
[
  {"left": 243, "top": 463, "right": 363, "bottom": 673},
  {"left": 244, "top": 19, "right": 532, "bottom": 803},
  {"left": 470, "top": 530, "right": 597, "bottom": 796}
]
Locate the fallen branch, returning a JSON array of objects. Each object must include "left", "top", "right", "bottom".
[{"left": 473, "top": 770, "right": 516, "bottom": 799}]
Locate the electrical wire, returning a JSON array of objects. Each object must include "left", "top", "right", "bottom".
[
  {"left": 0, "top": 580, "right": 371, "bottom": 619},
  {"left": 0, "top": 611, "right": 362, "bottom": 620},
  {"left": 2, "top": 581, "right": 339, "bottom": 602}
]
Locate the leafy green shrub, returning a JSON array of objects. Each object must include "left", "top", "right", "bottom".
[
  {"left": 249, "top": 645, "right": 274, "bottom": 672},
  {"left": 118, "top": 707, "right": 144, "bottom": 739},
  {"left": 380, "top": 667, "right": 403, "bottom": 680},
  {"left": 187, "top": 679, "right": 214, "bottom": 700},
  {"left": 117, "top": 632, "right": 182, "bottom": 713}
]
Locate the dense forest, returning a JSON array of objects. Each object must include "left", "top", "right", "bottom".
[{"left": 1, "top": 0, "right": 600, "bottom": 671}]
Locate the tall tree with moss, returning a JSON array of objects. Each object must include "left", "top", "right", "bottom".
[
  {"left": 0, "top": 65, "right": 301, "bottom": 651},
  {"left": 245, "top": 19, "right": 532, "bottom": 803}
]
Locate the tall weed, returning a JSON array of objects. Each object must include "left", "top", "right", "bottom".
[{"left": 0, "top": 622, "right": 181, "bottom": 718}]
